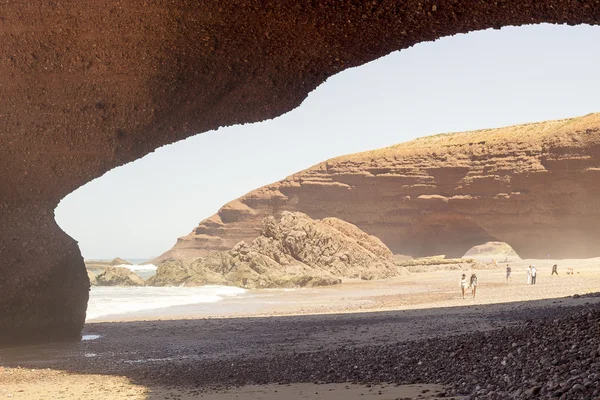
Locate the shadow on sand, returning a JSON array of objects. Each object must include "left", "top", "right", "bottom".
[{"left": 1, "top": 294, "right": 599, "bottom": 398}]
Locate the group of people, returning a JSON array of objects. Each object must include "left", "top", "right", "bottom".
[
  {"left": 460, "top": 273, "right": 478, "bottom": 299},
  {"left": 525, "top": 265, "right": 538, "bottom": 285},
  {"left": 462, "top": 263, "right": 564, "bottom": 299},
  {"left": 511, "top": 264, "right": 559, "bottom": 284}
]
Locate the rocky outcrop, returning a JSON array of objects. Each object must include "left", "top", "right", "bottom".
[
  {"left": 95, "top": 267, "right": 145, "bottom": 287},
  {"left": 2, "top": 1, "right": 599, "bottom": 342},
  {"left": 148, "top": 212, "right": 402, "bottom": 288},
  {"left": 154, "top": 114, "right": 600, "bottom": 263},
  {"left": 463, "top": 242, "right": 521, "bottom": 261},
  {"left": 87, "top": 271, "right": 98, "bottom": 286}
]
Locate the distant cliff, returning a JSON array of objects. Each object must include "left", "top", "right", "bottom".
[
  {"left": 153, "top": 113, "right": 600, "bottom": 262},
  {"left": 85, "top": 257, "right": 132, "bottom": 272}
]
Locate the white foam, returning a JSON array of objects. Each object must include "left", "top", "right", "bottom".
[
  {"left": 86, "top": 285, "right": 246, "bottom": 321},
  {"left": 116, "top": 263, "right": 158, "bottom": 271}
]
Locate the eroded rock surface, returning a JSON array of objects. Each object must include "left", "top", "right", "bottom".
[
  {"left": 148, "top": 212, "right": 402, "bottom": 288},
  {"left": 463, "top": 241, "right": 521, "bottom": 261},
  {"left": 2, "top": 0, "right": 600, "bottom": 342},
  {"left": 156, "top": 114, "right": 600, "bottom": 262},
  {"left": 95, "top": 267, "right": 145, "bottom": 287},
  {"left": 87, "top": 270, "right": 98, "bottom": 286}
]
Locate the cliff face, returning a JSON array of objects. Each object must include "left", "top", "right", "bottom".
[
  {"left": 156, "top": 114, "right": 600, "bottom": 261},
  {"left": 148, "top": 212, "right": 400, "bottom": 288}
]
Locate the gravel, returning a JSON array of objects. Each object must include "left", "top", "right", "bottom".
[{"left": 111, "top": 304, "right": 600, "bottom": 399}]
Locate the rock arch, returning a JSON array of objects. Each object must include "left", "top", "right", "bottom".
[{"left": 1, "top": 1, "right": 599, "bottom": 343}]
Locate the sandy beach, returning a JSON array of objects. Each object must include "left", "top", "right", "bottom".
[{"left": 1, "top": 258, "right": 600, "bottom": 399}]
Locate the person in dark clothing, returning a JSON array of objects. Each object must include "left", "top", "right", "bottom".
[
  {"left": 552, "top": 264, "right": 558, "bottom": 276},
  {"left": 470, "top": 273, "right": 478, "bottom": 298},
  {"left": 506, "top": 264, "right": 512, "bottom": 281}
]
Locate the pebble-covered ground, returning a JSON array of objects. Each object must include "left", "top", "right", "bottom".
[
  {"left": 3, "top": 261, "right": 600, "bottom": 399},
  {"left": 2, "top": 295, "right": 600, "bottom": 399}
]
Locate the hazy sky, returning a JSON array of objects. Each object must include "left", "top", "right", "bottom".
[{"left": 56, "top": 23, "right": 600, "bottom": 260}]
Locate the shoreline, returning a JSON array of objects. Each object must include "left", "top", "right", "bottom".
[{"left": 88, "top": 257, "right": 600, "bottom": 323}]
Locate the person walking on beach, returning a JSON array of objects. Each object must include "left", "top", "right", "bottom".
[
  {"left": 470, "top": 273, "right": 478, "bottom": 298},
  {"left": 526, "top": 266, "right": 532, "bottom": 285},
  {"left": 506, "top": 264, "right": 512, "bottom": 281},
  {"left": 552, "top": 264, "right": 558, "bottom": 276},
  {"left": 531, "top": 265, "right": 537, "bottom": 285},
  {"left": 460, "top": 274, "right": 468, "bottom": 299}
]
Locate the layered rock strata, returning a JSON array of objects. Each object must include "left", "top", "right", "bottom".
[
  {"left": 1, "top": 1, "right": 600, "bottom": 342},
  {"left": 156, "top": 114, "right": 600, "bottom": 262},
  {"left": 148, "top": 212, "right": 402, "bottom": 288}
]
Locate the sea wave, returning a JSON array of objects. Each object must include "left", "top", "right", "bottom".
[
  {"left": 115, "top": 263, "right": 158, "bottom": 271},
  {"left": 86, "top": 285, "right": 246, "bottom": 321}
]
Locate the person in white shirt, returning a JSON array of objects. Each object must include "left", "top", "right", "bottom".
[
  {"left": 460, "top": 274, "right": 468, "bottom": 299},
  {"left": 531, "top": 265, "right": 537, "bottom": 285}
]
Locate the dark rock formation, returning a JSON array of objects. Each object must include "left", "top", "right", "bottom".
[
  {"left": 95, "top": 267, "right": 145, "bottom": 287},
  {"left": 148, "top": 212, "right": 402, "bottom": 288},
  {"left": 2, "top": 0, "right": 600, "bottom": 342},
  {"left": 155, "top": 114, "right": 600, "bottom": 263}
]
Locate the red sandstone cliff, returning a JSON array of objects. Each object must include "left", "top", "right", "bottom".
[{"left": 154, "top": 113, "right": 600, "bottom": 262}]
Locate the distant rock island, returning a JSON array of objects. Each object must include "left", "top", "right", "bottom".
[
  {"left": 152, "top": 113, "right": 600, "bottom": 262},
  {"left": 85, "top": 258, "right": 146, "bottom": 287},
  {"left": 148, "top": 212, "right": 405, "bottom": 288},
  {"left": 85, "top": 257, "right": 132, "bottom": 271}
]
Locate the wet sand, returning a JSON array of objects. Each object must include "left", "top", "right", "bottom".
[{"left": 2, "top": 258, "right": 600, "bottom": 399}]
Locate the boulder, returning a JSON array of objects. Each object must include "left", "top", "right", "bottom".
[{"left": 95, "top": 266, "right": 145, "bottom": 287}]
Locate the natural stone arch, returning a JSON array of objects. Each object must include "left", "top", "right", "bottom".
[{"left": 1, "top": 1, "right": 599, "bottom": 343}]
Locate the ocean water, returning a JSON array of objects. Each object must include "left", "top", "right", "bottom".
[
  {"left": 86, "top": 285, "right": 247, "bottom": 321},
  {"left": 87, "top": 258, "right": 158, "bottom": 279}
]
